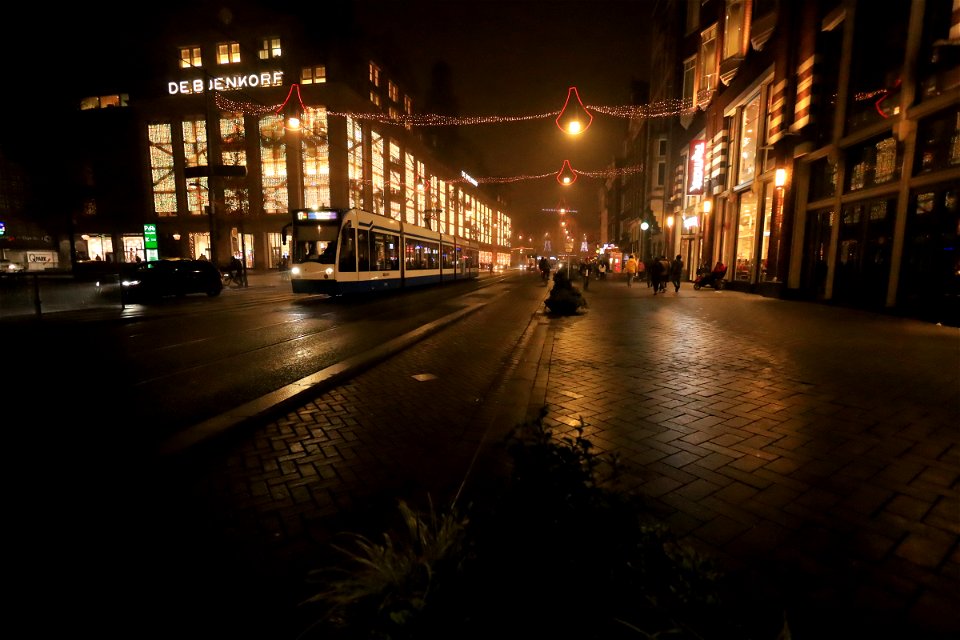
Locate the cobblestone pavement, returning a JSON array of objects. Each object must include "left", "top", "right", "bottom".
[{"left": 47, "top": 271, "right": 957, "bottom": 639}]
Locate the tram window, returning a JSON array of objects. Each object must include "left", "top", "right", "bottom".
[
  {"left": 357, "top": 229, "right": 371, "bottom": 271},
  {"left": 441, "top": 243, "right": 454, "bottom": 269},
  {"left": 318, "top": 241, "right": 336, "bottom": 263},
  {"left": 426, "top": 242, "right": 439, "bottom": 269},
  {"left": 372, "top": 231, "right": 399, "bottom": 271},
  {"left": 339, "top": 224, "right": 357, "bottom": 272}
]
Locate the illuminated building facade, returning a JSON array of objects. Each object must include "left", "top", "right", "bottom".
[
  {"left": 617, "top": 0, "right": 959, "bottom": 324},
  {"left": 1, "top": 3, "right": 511, "bottom": 273}
]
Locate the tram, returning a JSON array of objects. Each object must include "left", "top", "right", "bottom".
[{"left": 286, "top": 207, "right": 480, "bottom": 295}]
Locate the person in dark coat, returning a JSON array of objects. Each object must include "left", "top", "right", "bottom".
[
  {"left": 578, "top": 260, "right": 592, "bottom": 290},
  {"left": 670, "top": 254, "right": 684, "bottom": 292},
  {"left": 651, "top": 256, "right": 667, "bottom": 294}
]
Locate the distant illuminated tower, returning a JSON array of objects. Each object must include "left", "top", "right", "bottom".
[{"left": 544, "top": 238, "right": 552, "bottom": 253}]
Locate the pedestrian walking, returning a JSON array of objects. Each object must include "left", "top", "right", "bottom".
[
  {"left": 578, "top": 260, "right": 592, "bottom": 290},
  {"left": 657, "top": 256, "right": 670, "bottom": 293},
  {"left": 670, "top": 254, "right": 683, "bottom": 293},
  {"left": 650, "top": 257, "right": 663, "bottom": 294},
  {"left": 624, "top": 254, "right": 638, "bottom": 286},
  {"left": 538, "top": 256, "right": 551, "bottom": 284}
]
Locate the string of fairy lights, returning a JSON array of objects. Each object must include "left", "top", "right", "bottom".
[
  {"left": 217, "top": 80, "right": 897, "bottom": 186},
  {"left": 216, "top": 86, "right": 676, "bottom": 184}
]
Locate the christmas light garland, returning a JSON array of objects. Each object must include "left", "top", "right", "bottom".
[{"left": 215, "top": 86, "right": 672, "bottom": 183}]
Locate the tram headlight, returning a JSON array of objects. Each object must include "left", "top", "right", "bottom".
[
  {"left": 290, "top": 266, "right": 301, "bottom": 276},
  {"left": 324, "top": 267, "right": 334, "bottom": 278}
]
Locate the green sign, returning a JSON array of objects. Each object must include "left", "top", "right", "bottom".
[{"left": 143, "top": 224, "right": 158, "bottom": 250}]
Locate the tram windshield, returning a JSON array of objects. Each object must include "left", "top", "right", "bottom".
[{"left": 295, "top": 226, "right": 339, "bottom": 264}]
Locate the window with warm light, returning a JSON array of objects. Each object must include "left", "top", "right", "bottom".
[
  {"left": 737, "top": 93, "right": 761, "bottom": 185},
  {"left": 259, "top": 115, "right": 288, "bottom": 214},
  {"left": 80, "top": 94, "right": 129, "bottom": 110},
  {"left": 404, "top": 96, "right": 412, "bottom": 115},
  {"left": 735, "top": 189, "right": 757, "bottom": 280},
  {"left": 148, "top": 122, "right": 177, "bottom": 216},
  {"left": 258, "top": 37, "right": 281, "bottom": 60},
  {"left": 722, "top": 0, "right": 745, "bottom": 60},
  {"left": 369, "top": 62, "right": 381, "bottom": 87},
  {"left": 182, "top": 118, "right": 209, "bottom": 215},
  {"left": 217, "top": 42, "right": 241, "bottom": 64},
  {"left": 302, "top": 107, "right": 330, "bottom": 210},
  {"left": 219, "top": 113, "right": 246, "bottom": 168},
  {"left": 682, "top": 56, "right": 696, "bottom": 108},
  {"left": 370, "top": 91, "right": 381, "bottom": 108},
  {"left": 698, "top": 24, "right": 719, "bottom": 101},
  {"left": 371, "top": 131, "right": 385, "bottom": 215},
  {"left": 180, "top": 46, "right": 202, "bottom": 69},
  {"left": 301, "top": 65, "right": 326, "bottom": 84},
  {"left": 347, "top": 116, "right": 364, "bottom": 209},
  {"left": 404, "top": 153, "right": 416, "bottom": 224},
  {"left": 388, "top": 81, "right": 399, "bottom": 102}
]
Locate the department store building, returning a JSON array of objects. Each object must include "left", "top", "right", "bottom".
[{"left": 15, "top": 4, "right": 512, "bottom": 273}]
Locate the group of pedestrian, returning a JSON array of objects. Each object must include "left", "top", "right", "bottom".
[
  {"left": 622, "top": 254, "right": 683, "bottom": 294},
  {"left": 573, "top": 253, "right": 687, "bottom": 294}
]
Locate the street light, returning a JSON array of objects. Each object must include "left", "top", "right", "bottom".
[{"left": 555, "top": 87, "right": 594, "bottom": 135}]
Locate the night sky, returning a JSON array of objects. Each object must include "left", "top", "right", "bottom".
[{"left": 356, "top": 0, "right": 655, "bottom": 245}]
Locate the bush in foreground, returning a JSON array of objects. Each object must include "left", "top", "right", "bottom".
[{"left": 298, "top": 407, "right": 788, "bottom": 640}]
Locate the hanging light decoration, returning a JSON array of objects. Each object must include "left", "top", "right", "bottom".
[
  {"left": 556, "top": 159, "right": 578, "bottom": 185},
  {"left": 555, "top": 87, "right": 594, "bottom": 135}
]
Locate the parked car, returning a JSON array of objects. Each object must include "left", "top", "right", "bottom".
[{"left": 121, "top": 259, "right": 223, "bottom": 301}]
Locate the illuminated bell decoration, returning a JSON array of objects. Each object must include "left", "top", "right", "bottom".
[
  {"left": 556, "top": 160, "right": 578, "bottom": 185},
  {"left": 556, "top": 87, "right": 594, "bottom": 135}
]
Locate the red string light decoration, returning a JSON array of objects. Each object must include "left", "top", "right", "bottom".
[
  {"left": 555, "top": 87, "right": 593, "bottom": 135},
  {"left": 556, "top": 160, "right": 578, "bottom": 185}
]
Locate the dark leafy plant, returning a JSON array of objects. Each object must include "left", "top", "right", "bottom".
[
  {"left": 544, "top": 269, "right": 587, "bottom": 315},
  {"left": 297, "top": 406, "right": 787, "bottom": 640}
]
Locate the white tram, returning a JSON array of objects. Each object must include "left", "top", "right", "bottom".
[{"left": 287, "top": 208, "right": 480, "bottom": 295}]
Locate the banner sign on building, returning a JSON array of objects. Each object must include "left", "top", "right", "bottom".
[{"left": 687, "top": 139, "right": 706, "bottom": 195}]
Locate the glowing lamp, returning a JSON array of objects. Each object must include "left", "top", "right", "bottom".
[
  {"left": 666, "top": 216, "right": 674, "bottom": 228},
  {"left": 640, "top": 221, "right": 650, "bottom": 231},
  {"left": 775, "top": 168, "right": 787, "bottom": 188},
  {"left": 555, "top": 87, "right": 594, "bottom": 135},
  {"left": 556, "top": 159, "right": 578, "bottom": 185},
  {"left": 702, "top": 200, "right": 712, "bottom": 214}
]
